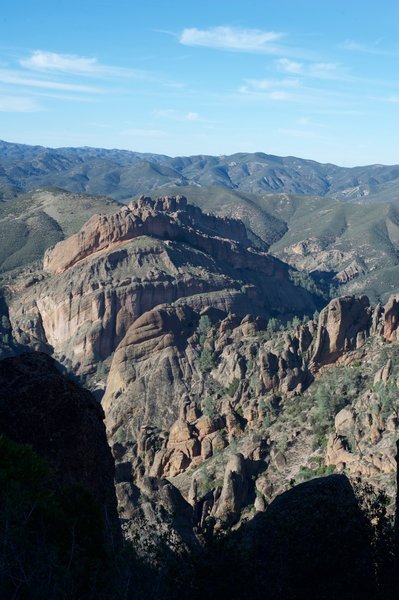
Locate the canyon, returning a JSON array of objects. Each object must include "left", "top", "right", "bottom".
[{"left": 1, "top": 171, "right": 399, "bottom": 597}]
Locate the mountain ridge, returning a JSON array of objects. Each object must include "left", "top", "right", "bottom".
[{"left": 1, "top": 139, "right": 399, "bottom": 203}]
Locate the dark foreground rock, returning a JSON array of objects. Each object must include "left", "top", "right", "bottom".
[
  {"left": 0, "top": 352, "right": 120, "bottom": 546},
  {"left": 189, "top": 475, "right": 377, "bottom": 600}
]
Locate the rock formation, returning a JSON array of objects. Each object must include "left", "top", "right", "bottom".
[
  {"left": 8, "top": 195, "right": 319, "bottom": 373},
  {"left": 4, "top": 189, "right": 399, "bottom": 574},
  {"left": 311, "top": 295, "right": 371, "bottom": 366},
  {"left": 383, "top": 294, "right": 399, "bottom": 341},
  {"left": 0, "top": 351, "right": 120, "bottom": 546},
  {"left": 225, "top": 475, "right": 376, "bottom": 600},
  {"left": 43, "top": 195, "right": 261, "bottom": 275},
  {"left": 101, "top": 291, "right": 399, "bottom": 536}
]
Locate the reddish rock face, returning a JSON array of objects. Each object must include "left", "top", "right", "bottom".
[
  {"left": 311, "top": 295, "right": 371, "bottom": 366},
  {"left": 9, "top": 195, "right": 318, "bottom": 374},
  {"left": 103, "top": 304, "right": 201, "bottom": 437},
  {"left": 383, "top": 294, "right": 399, "bottom": 341},
  {"left": 43, "top": 195, "right": 259, "bottom": 275}
]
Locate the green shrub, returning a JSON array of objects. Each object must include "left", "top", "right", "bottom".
[
  {"left": 310, "top": 366, "right": 364, "bottom": 449},
  {"left": 374, "top": 381, "right": 399, "bottom": 421},
  {"left": 198, "top": 315, "right": 211, "bottom": 345},
  {"left": 267, "top": 318, "right": 280, "bottom": 333},
  {"left": 200, "top": 346, "right": 216, "bottom": 372},
  {"left": 226, "top": 378, "right": 240, "bottom": 397},
  {"left": 203, "top": 395, "right": 218, "bottom": 418},
  {"left": 298, "top": 463, "right": 336, "bottom": 482}
]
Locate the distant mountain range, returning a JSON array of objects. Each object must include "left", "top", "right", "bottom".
[{"left": 1, "top": 139, "right": 399, "bottom": 203}]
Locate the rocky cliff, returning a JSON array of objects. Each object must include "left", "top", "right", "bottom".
[
  {"left": 43, "top": 194, "right": 259, "bottom": 274},
  {"left": 7, "top": 195, "right": 319, "bottom": 374},
  {"left": 103, "top": 292, "right": 399, "bottom": 544},
  {"left": 4, "top": 190, "right": 399, "bottom": 590}
]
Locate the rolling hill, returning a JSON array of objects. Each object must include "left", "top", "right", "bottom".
[
  {"left": 0, "top": 188, "right": 120, "bottom": 275},
  {"left": 1, "top": 140, "right": 399, "bottom": 203}
]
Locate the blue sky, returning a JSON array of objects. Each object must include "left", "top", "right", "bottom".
[{"left": 0, "top": 0, "right": 398, "bottom": 165}]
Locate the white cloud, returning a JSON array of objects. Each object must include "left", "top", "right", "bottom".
[
  {"left": 0, "top": 95, "right": 41, "bottom": 112},
  {"left": 179, "top": 26, "right": 284, "bottom": 53},
  {"left": 243, "top": 78, "right": 300, "bottom": 91},
  {"left": 26, "top": 90, "right": 101, "bottom": 103},
  {"left": 269, "top": 91, "right": 290, "bottom": 101},
  {"left": 154, "top": 108, "right": 175, "bottom": 118},
  {"left": 20, "top": 50, "right": 140, "bottom": 78},
  {"left": 239, "top": 78, "right": 299, "bottom": 99},
  {"left": 311, "top": 62, "right": 338, "bottom": 74},
  {"left": 239, "top": 84, "right": 292, "bottom": 101},
  {"left": 276, "top": 58, "right": 303, "bottom": 73},
  {"left": 0, "top": 70, "right": 101, "bottom": 93},
  {"left": 275, "top": 58, "right": 343, "bottom": 79},
  {"left": 384, "top": 96, "right": 399, "bottom": 103},
  {"left": 154, "top": 108, "right": 201, "bottom": 121},
  {"left": 21, "top": 51, "right": 98, "bottom": 73},
  {"left": 340, "top": 40, "right": 399, "bottom": 57}
]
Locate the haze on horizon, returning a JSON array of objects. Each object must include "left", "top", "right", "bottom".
[{"left": 0, "top": 0, "right": 398, "bottom": 167}]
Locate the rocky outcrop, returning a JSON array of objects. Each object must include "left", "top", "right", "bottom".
[
  {"left": 325, "top": 359, "right": 398, "bottom": 481},
  {"left": 334, "top": 257, "right": 367, "bottom": 284},
  {"left": 227, "top": 475, "right": 376, "bottom": 600},
  {"left": 43, "top": 195, "right": 265, "bottom": 275},
  {"left": 212, "top": 453, "right": 249, "bottom": 526},
  {"left": 115, "top": 473, "right": 198, "bottom": 561},
  {"left": 276, "top": 237, "right": 366, "bottom": 287},
  {"left": 9, "top": 196, "right": 318, "bottom": 374},
  {"left": 103, "top": 304, "right": 202, "bottom": 439},
  {"left": 0, "top": 352, "right": 120, "bottom": 546},
  {"left": 311, "top": 295, "right": 371, "bottom": 366},
  {"left": 102, "top": 291, "right": 399, "bottom": 540},
  {"left": 383, "top": 294, "right": 399, "bottom": 341}
]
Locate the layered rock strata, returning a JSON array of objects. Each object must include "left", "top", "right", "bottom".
[
  {"left": 43, "top": 195, "right": 261, "bottom": 274},
  {"left": 8, "top": 195, "right": 318, "bottom": 373}
]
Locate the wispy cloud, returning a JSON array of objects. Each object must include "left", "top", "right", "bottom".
[
  {"left": 237, "top": 79, "right": 362, "bottom": 109},
  {"left": 340, "top": 40, "right": 399, "bottom": 57},
  {"left": 21, "top": 51, "right": 99, "bottom": 73},
  {"left": 310, "top": 62, "right": 340, "bottom": 78},
  {"left": 154, "top": 108, "right": 201, "bottom": 121},
  {"left": 239, "top": 78, "right": 300, "bottom": 101},
  {"left": 0, "top": 95, "right": 41, "bottom": 112},
  {"left": 241, "top": 78, "right": 300, "bottom": 91},
  {"left": 179, "top": 26, "right": 284, "bottom": 53},
  {"left": 276, "top": 58, "right": 343, "bottom": 80},
  {"left": 239, "top": 87, "right": 292, "bottom": 101},
  {"left": 380, "top": 95, "right": 399, "bottom": 104},
  {"left": 0, "top": 69, "right": 101, "bottom": 93},
  {"left": 276, "top": 58, "right": 303, "bottom": 74},
  {"left": 20, "top": 50, "right": 139, "bottom": 78}
]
